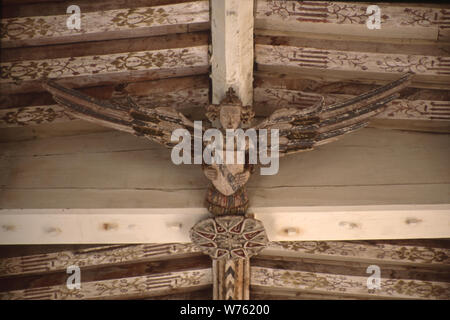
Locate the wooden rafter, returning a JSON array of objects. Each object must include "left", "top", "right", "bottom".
[
  {"left": 1, "top": 1, "right": 210, "bottom": 48},
  {"left": 210, "top": 0, "right": 254, "bottom": 105}
]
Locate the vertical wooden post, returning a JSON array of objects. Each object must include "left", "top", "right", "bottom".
[
  {"left": 191, "top": 216, "right": 268, "bottom": 300},
  {"left": 213, "top": 258, "right": 250, "bottom": 300},
  {"left": 210, "top": 0, "right": 254, "bottom": 106},
  {"left": 209, "top": 0, "right": 255, "bottom": 300}
]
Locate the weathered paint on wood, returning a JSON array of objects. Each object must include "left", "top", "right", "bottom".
[
  {"left": 1, "top": 1, "right": 210, "bottom": 48},
  {"left": 254, "top": 71, "right": 450, "bottom": 100},
  {"left": 0, "top": 269, "right": 212, "bottom": 299},
  {"left": 251, "top": 266, "right": 450, "bottom": 299},
  {"left": 1, "top": 46, "right": 208, "bottom": 86},
  {"left": 255, "top": 1, "right": 450, "bottom": 41},
  {"left": 262, "top": 241, "right": 450, "bottom": 266},
  {"left": 1, "top": 0, "right": 202, "bottom": 18},
  {"left": 254, "top": 34, "right": 450, "bottom": 57},
  {"left": 0, "top": 243, "right": 200, "bottom": 277},
  {"left": 255, "top": 44, "right": 450, "bottom": 78},
  {"left": 213, "top": 258, "right": 250, "bottom": 300}
]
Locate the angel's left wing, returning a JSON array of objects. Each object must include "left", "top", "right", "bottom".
[
  {"left": 254, "top": 73, "right": 413, "bottom": 157},
  {"left": 43, "top": 81, "right": 201, "bottom": 149}
]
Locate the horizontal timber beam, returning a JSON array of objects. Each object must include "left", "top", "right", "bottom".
[
  {"left": 251, "top": 266, "right": 450, "bottom": 300},
  {"left": 0, "top": 0, "right": 210, "bottom": 48},
  {"left": 210, "top": 0, "right": 254, "bottom": 105},
  {"left": 1, "top": 36, "right": 209, "bottom": 94},
  {"left": 0, "top": 205, "right": 449, "bottom": 244},
  {"left": 0, "top": 268, "right": 212, "bottom": 300},
  {"left": 1, "top": 0, "right": 201, "bottom": 19},
  {"left": 255, "top": 1, "right": 450, "bottom": 42},
  {"left": 260, "top": 240, "right": 450, "bottom": 267},
  {"left": 255, "top": 44, "right": 450, "bottom": 89}
]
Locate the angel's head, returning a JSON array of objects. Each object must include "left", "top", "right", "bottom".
[
  {"left": 219, "top": 105, "right": 241, "bottom": 129},
  {"left": 206, "top": 88, "right": 255, "bottom": 129}
]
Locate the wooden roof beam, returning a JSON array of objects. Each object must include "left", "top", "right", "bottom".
[{"left": 210, "top": 0, "right": 254, "bottom": 106}]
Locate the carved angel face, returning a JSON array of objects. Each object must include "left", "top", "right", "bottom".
[{"left": 219, "top": 105, "right": 242, "bottom": 129}]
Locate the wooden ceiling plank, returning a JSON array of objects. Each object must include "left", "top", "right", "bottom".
[
  {"left": 254, "top": 71, "right": 450, "bottom": 100},
  {"left": 0, "top": 268, "right": 212, "bottom": 300},
  {"left": 2, "top": 184, "right": 449, "bottom": 211},
  {"left": 251, "top": 287, "right": 381, "bottom": 300},
  {"left": 251, "top": 266, "right": 450, "bottom": 299},
  {"left": 0, "top": 1, "right": 210, "bottom": 48},
  {"left": 1, "top": 65, "right": 210, "bottom": 95},
  {"left": 1, "top": 0, "right": 201, "bottom": 19},
  {"left": 255, "top": 34, "right": 450, "bottom": 57},
  {"left": 0, "top": 255, "right": 211, "bottom": 292},
  {"left": 1, "top": 32, "right": 209, "bottom": 63},
  {"left": 255, "top": 44, "right": 450, "bottom": 86},
  {"left": 0, "top": 75, "right": 209, "bottom": 112},
  {"left": 1, "top": 45, "right": 209, "bottom": 95},
  {"left": 0, "top": 127, "right": 448, "bottom": 215},
  {"left": 251, "top": 257, "right": 450, "bottom": 283},
  {"left": 254, "top": 69, "right": 450, "bottom": 91},
  {"left": 254, "top": 29, "right": 450, "bottom": 47},
  {"left": 255, "top": 1, "right": 449, "bottom": 42},
  {"left": 255, "top": 65, "right": 450, "bottom": 91},
  {"left": 260, "top": 240, "right": 450, "bottom": 267},
  {"left": 0, "top": 243, "right": 200, "bottom": 277}
]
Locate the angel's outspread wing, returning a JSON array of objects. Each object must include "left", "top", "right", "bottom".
[
  {"left": 255, "top": 73, "right": 413, "bottom": 156},
  {"left": 43, "top": 81, "right": 197, "bottom": 149}
]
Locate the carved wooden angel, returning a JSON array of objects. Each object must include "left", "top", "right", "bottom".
[{"left": 43, "top": 72, "right": 412, "bottom": 215}]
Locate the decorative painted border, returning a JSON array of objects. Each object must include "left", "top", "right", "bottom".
[
  {"left": 0, "top": 269, "right": 211, "bottom": 300},
  {"left": 252, "top": 266, "right": 450, "bottom": 299},
  {"left": 0, "top": 243, "right": 200, "bottom": 277},
  {"left": 265, "top": 241, "right": 450, "bottom": 265},
  {"left": 0, "top": 46, "right": 208, "bottom": 84},
  {"left": 256, "top": 1, "right": 449, "bottom": 33},
  {"left": 256, "top": 44, "right": 450, "bottom": 76},
  {"left": 1, "top": 1, "right": 209, "bottom": 43}
]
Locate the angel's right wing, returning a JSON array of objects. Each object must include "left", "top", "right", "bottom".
[
  {"left": 43, "top": 81, "right": 200, "bottom": 149},
  {"left": 254, "top": 73, "right": 413, "bottom": 157}
]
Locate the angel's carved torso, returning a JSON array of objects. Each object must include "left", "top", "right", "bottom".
[
  {"left": 204, "top": 115, "right": 253, "bottom": 196},
  {"left": 209, "top": 142, "right": 246, "bottom": 196}
]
